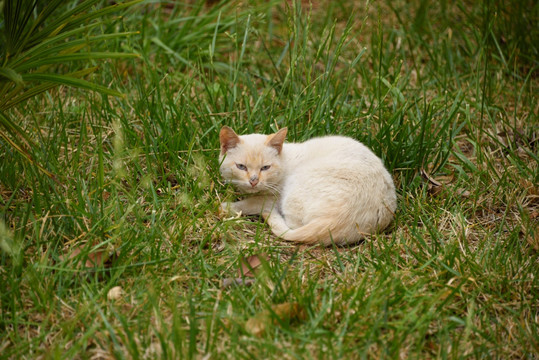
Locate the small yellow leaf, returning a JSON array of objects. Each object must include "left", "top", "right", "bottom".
[
  {"left": 107, "top": 286, "right": 124, "bottom": 300},
  {"left": 245, "top": 313, "right": 268, "bottom": 337},
  {"left": 271, "top": 302, "right": 305, "bottom": 321},
  {"left": 245, "top": 302, "right": 305, "bottom": 337}
]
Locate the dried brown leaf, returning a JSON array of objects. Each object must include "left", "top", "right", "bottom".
[
  {"left": 221, "top": 277, "right": 256, "bottom": 288},
  {"left": 497, "top": 128, "right": 528, "bottom": 149},
  {"left": 520, "top": 179, "right": 539, "bottom": 197},
  {"left": 526, "top": 232, "right": 539, "bottom": 251},
  {"left": 59, "top": 243, "right": 116, "bottom": 270},
  {"left": 421, "top": 168, "right": 444, "bottom": 197},
  {"left": 86, "top": 249, "right": 107, "bottom": 267},
  {"left": 454, "top": 188, "right": 471, "bottom": 198},
  {"left": 238, "top": 253, "right": 267, "bottom": 278},
  {"left": 420, "top": 168, "right": 442, "bottom": 187},
  {"left": 524, "top": 221, "right": 539, "bottom": 251},
  {"left": 421, "top": 168, "right": 471, "bottom": 199},
  {"left": 428, "top": 183, "right": 445, "bottom": 197}
]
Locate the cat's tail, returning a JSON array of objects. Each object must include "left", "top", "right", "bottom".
[{"left": 265, "top": 212, "right": 345, "bottom": 246}]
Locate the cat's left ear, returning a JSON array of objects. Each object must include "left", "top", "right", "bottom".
[
  {"left": 266, "top": 127, "right": 288, "bottom": 154},
  {"left": 220, "top": 126, "right": 241, "bottom": 154}
]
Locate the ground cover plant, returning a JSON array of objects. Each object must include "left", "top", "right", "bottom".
[{"left": 0, "top": 0, "right": 538, "bottom": 358}]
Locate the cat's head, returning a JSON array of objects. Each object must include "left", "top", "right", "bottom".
[{"left": 219, "top": 126, "right": 287, "bottom": 194}]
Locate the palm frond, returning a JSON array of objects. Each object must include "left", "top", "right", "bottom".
[{"left": 0, "top": 0, "right": 142, "bottom": 179}]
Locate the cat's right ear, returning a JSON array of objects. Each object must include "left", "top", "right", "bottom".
[
  {"left": 266, "top": 127, "right": 288, "bottom": 154},
  {"left": 220, "top": 126, "right": 241, "bottom": 154}
]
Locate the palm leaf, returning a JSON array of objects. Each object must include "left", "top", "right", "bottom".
[
  {"left": 0, "top": 110, "right": 57, "bottom": 181},
  {"left": 0, "top": 0, "right": 142, "bottom": 180},
  {"left": 16, "top": 31, "right": 139, "bottom": 67},
  {"left": 21, "top": 73, "right": 126, "bottom": 97},
  {"left": 1, "top": 67, "right": 98, "bottom": 109},
  {"left": 15, "top": 52, "right": 138, "bottom": 73},
  {"left": 0, "top": 67, "right": 23, "bottom": 84}
]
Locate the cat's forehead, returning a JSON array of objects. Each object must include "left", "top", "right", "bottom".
[
  {"left": 228, "top": 134, "right": 277, "bottom": 163},
  {"left": 239, "top": 133, "right": 268, "bottom": 146}
]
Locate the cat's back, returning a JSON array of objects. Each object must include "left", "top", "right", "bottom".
[
  {"left": 284, "top": 135, "right": 383, "bottom": 170},
  {"left": 280, "top": 134, "right": 396, "bottom": 240}
]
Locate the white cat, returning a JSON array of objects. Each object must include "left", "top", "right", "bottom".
[{"left": 219, "top": 126, "right": 397, "bottom": 245}]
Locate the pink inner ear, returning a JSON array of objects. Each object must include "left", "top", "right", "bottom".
[
  {"left": 266, "top": 127, "right": 288, "bottom": 154},
  {"left": 220, "top": 126, "right": 241, "bottom": 153}
]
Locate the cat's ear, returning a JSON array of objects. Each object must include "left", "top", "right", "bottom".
[
  {"left": 265, "top": 127, "right": 288, "bottom": 154},
  {"left": 220, "top": 126, "right": 241, "bottom": 154}
]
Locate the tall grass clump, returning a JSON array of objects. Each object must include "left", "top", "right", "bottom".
[{"left": 0, "top": 0, "right": 537, "bottom": 358}]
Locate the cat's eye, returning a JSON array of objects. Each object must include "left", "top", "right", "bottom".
[
  {"left": 261, "top": 165, "right": 271, "bottom": 171},
  {"left": 236, "top": 163, "right": 247, "bottom": 171}
]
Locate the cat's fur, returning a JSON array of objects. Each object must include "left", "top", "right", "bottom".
[{"left": 219, "top": 126, "right": 397, "bottom": 245}]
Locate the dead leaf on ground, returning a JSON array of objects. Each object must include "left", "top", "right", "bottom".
[
  {"left": 421, "top": 168, "right": 470, "bottom": 198},
  {"left": 421, "top": 168, "right": 444, "bottom": 197},
  {"left": 454, "top": 188, "right": 471, "bottom": 198},
  {"left": 238, "top": 253, "right": 267, "bottom": 278},
  {"left": 421, "top": 168, "right": 442, "bottom": 187},
  {"left": 496, "top": 128, "right": 529, "bottom": 149},
  {"left": 526, "top": 232, "right": 539, "bottom": 251},
  {"left": 59, "top": 243, "right": 117, "bottom": 270},
  {"left": 221, "top": 277, "right": 256, "bottom": 288},
  {"left": 523, "top": 223, "right": 539, "bottom": 251},
  {"left": 221, "top": 253, "right": 268, "bottom": 288},
  {"left": 107, "top": 286, "right": 124, "bottom": 301},
  {"left": 520, "top": 179, "right": 538, "bottom": 195},
  {"left": 245, "top": 302, "right": 306, "bottom": 337},
  {"left": 212, "top": 241, "right": 225, "bottom": 253}
]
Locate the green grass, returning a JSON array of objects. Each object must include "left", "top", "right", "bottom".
[{"left": 1, "top": 0, "right": 538, "bottom": 358}]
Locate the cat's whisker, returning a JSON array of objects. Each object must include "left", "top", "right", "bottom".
[{"left": 264, "top": 183, "right": 281, "bottom": 196}]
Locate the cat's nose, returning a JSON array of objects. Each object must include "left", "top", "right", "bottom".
[{"left": 249, "top": 176, "right": 259, "bottom": 187}]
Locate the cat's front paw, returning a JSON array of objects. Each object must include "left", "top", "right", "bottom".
[
  {"left": 261, "top": 208, "right": 273, "bottom": 220},
  {"left": 218, "top": 202, "right": 231, "bottom": 217},
  {"left": 218, "top": 201, "right": 241, "bottom": 218}
]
